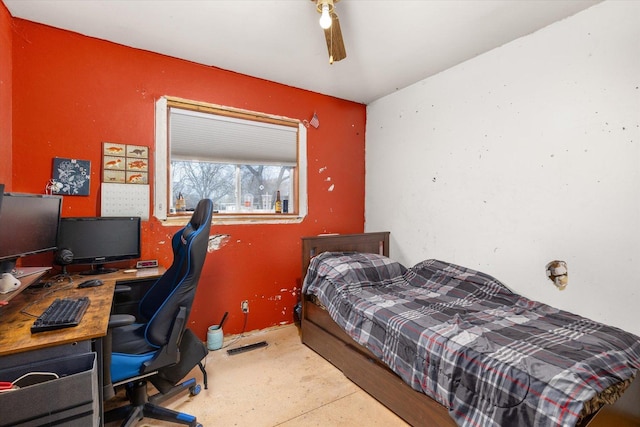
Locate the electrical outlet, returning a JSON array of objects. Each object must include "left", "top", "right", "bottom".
[{"left": 241, "top": 300, "right": 249, "bottom": 313}]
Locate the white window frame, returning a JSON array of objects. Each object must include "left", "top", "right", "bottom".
[{"left": 154, "top": 96, "right": 307, "bottom": 224}]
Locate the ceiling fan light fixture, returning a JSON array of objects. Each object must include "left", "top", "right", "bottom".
[
  {"left": 319, "top": 4, "right": 332, "bottom": 29},
  {"left": 312, "top": 0, "right": 345, "bottom": 63},
  {"left": 316, "top": 0, "right": 334, "bottom": 29}
]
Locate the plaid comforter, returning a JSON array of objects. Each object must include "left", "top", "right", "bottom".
[{"left": 302, "top": 252, "right": 640, "bottom": 427}]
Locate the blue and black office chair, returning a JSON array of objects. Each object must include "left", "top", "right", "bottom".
[{"left": 104, "top": 198, "right": 213, "bottom": 427}]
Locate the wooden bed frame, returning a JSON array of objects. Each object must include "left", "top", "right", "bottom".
[
  {"left": 301, "top": 232, "right": 456, "bottom": 426},
  {"left": 300, "top": 232, "right": 602, "bottom": 427}
]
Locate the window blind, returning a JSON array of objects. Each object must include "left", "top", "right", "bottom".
[{"left": 169, "top": 108, "right": 298, "bottom": 166}]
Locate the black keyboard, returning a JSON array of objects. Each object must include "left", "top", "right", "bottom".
[{"left": 31, "top": 297, "right": 91, "bottom": 333}]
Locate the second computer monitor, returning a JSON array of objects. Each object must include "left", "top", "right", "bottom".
[
  {"left": 0, "top": 192, "right": 62, "bottom": 274},
  {"left": 57, "top": 216, "right": 141, "bottom": 275}
]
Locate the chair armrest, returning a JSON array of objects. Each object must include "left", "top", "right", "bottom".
[
  {"left": 141, "top": 306, "right": 187, "bottom": 374},
  {"left": 103, "top": 313, "right": 136, "bottom": 399},
  {"left": 108, "top": 314, "right": 136, "bottom": 329}
]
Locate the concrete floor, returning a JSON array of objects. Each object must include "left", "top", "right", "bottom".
[{"left": 108, "top": 324, "right": 408, "bottom": 426}]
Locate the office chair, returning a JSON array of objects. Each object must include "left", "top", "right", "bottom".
[{"left": 104, "top": 198, "right": 213, "bottom": 427}]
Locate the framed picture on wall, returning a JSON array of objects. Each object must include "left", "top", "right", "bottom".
[
  {"left": 103, "top": 169, "right": 126, "bottom": 183},
  {"left": 102, "top": 142, "right": 150, "bottom": 184},
  {"left": 103, "top": 155, "right": 125, "bottom": 170},
  {"left": 52, "top": 157, "right": 91, "bottom": 196},
  {"left": 126, "top": 145, "right": 148, "bottom": 158},
  {"left": 126, "top": 158, "right": 148, "bottom": 172},
  {"left": 103, "top": 142, "right": 126, "bottom": 157},
  {"left": 126, "top": 171, "right": 148, "bottom": 184}
]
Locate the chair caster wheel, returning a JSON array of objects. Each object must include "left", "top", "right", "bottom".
[{"left": 190, "top": 384, "right": 202, "bottom": 396}]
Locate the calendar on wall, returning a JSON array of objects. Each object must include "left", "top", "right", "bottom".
[{"left": 101, "top": 182, "right": 149, "bottom": 220}]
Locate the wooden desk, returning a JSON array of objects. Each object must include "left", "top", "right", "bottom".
[
  {"left": 0, "top": 268, "right": 164, "bottom": 426},
  {"left": 0, "top": 277, "right": 114, "bottom": 357},
  {"left": 0, "top": 268, "right": 164, "bottom": 357}
]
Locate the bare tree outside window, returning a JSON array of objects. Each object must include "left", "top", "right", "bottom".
[
  {"left": 172, "top": 161, "right": 292, "bottom": 213},
  {"left": 172, "top": 161, "right": 234, "bottom": 210},
  {"left": 156, "top": 97, "right": 306, "bottom": 220},
  {"left": 240, "top": 165, "right": 291, "bottom": 211}
]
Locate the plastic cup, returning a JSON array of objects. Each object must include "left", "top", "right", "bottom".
[
  {"left": 207, "top": 325, "right": 223, "bottom": 350},
  {"left": 261, "top": 194, "right": 272, "bottom": 211}
]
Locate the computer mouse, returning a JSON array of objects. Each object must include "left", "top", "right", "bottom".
[{"left": 77, "top": 279, "right": 103, "bottom": 288}]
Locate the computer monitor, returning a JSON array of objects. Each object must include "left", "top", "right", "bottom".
[
  {"left": 57, "top": 216, "right": 141, "bottom": 275},
  {"left": 0, "top": 193, "right": 63, "bottom": 274}
]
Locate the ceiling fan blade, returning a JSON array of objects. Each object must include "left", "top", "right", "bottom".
[{"left": 323, "top": 12, "right": 346, "bottom": 63}]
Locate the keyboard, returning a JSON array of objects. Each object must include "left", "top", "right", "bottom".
[{"left": 31, "top": 297, "right": 91, "bottom": 333}]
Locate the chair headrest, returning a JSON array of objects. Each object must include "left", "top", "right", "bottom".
[
  {"left": 190, "top": 199, "right": 213, "bottom": 228},
  {"left": 181, "top": 199, "right": 213, "bottom": 244}
]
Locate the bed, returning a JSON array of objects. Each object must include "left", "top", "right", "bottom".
[{"left": 300, "top": 232, "right": 640, "bottom": 427}]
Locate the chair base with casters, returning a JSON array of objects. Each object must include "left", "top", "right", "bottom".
[
  {"left": 104, "top": 372, "right": 204, "bottom": 427},
  {"left": 104, "top": 315, "right": 209, "bottom": 427}
]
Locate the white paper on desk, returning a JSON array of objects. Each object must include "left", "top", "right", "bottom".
[
  {"left": 136, "top": 268, "right": 160, "bottom": 277},
  {"left": 13, "top": 267, "right": 52, "bottom": 278}
]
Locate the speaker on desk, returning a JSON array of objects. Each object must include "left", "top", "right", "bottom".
[{"left": 54, "top": 248, "right": 73, "bottom": 275}]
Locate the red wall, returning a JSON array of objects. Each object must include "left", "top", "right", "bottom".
[
  {"left": 0, "top": 2, "right": 12, "bottom": 186},
  {"left": 10, "top": 19, "right": 366, "bottom": 338}
]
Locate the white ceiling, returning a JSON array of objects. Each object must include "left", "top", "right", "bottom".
[{"left": 4, "top": 0, "right": 601, "bottom": 104}]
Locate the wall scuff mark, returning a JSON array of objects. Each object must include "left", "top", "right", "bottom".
[{"left": 208, "top": 234, "right": 230, "bottom": 252}]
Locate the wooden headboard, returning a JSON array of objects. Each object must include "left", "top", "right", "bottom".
[{"left": 301, "top": 232, "right": 390, "bottom": 277}]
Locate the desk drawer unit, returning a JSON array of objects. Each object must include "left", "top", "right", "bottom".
[{"left": 0, "top": 352, "right": 98, "bottom": 427}]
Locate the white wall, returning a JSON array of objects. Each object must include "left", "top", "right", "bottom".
[{"left": 366, "top": 1, "right": 640, "bottom": 336}]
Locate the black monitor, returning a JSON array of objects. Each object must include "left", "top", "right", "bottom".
[
  {"left": 57, "top": 217, "right": 141, "bottom": 275},
  {"left": 0, "top": 193, "right": 63, "bottom": 274}
]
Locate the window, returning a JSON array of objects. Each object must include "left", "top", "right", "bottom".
[{"left": 155, "top": 97, "right": 307, "bottom": 223}]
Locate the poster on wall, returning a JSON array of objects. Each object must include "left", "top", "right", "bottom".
[
  {"left": 102, "top": 142, "right": 149, "bottom": 185},
  {"left": 51, "top": 157, "right": 91, "bottom": 196}
]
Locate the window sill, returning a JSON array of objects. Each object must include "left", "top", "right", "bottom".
[{"left": 160, "top": 214, "right": 304, "bottom": 226}]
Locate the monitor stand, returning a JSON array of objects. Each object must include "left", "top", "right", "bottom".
[
  {"left": 80, "top": 264, "right": 118, "bottom": 276},
  {"left": 44, "top": 266, "right": 73, "bottom": 285}
]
